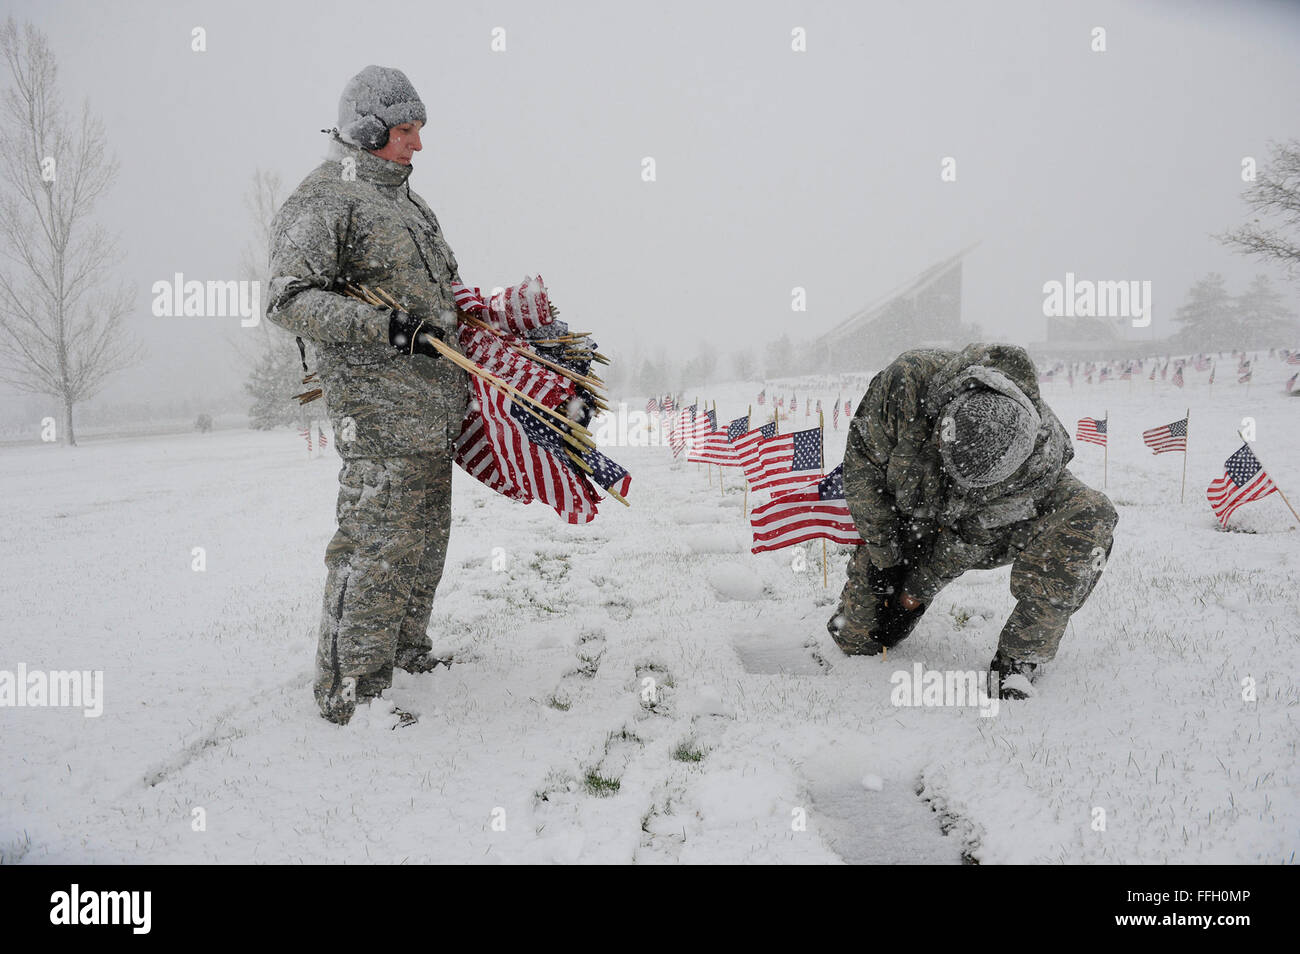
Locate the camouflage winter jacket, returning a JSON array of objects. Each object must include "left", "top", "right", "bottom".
[
  {"left": 266, "top": 134, "right": 469, "bottom": 458},
  {"left": 843, "top": 343, "right": 1073, "bottom": 602}
]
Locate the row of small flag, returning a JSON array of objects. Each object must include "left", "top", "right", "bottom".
[
  {"left": 1075, "top": 412, "right": 1287, "bottom": 526},
  {"left": 649, "top": 393, "right": 856, "bottom": 429},
  {"left": 1040, "top": 351, "right": 1300, "bottom": 389},
  {"left": 300, "top": 422, "right": 329, "bottom": 454},
  {"left": 652, "top": 401, "right": 861, "bottom": 554}
]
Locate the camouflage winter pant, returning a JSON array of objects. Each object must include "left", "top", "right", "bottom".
[
  {"left": 830, "top": 470, "right": 1118, "bottom": 663},
  {"left": 314, "top": 454, "right": 454, "bottom": 713}
]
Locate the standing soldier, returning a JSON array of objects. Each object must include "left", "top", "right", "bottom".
[
  {"left": 266, "top": 65, "right": 468, "bottom": 725},
  {"left": 828, "top": 343, "right": 1118, "bottom": 699}
]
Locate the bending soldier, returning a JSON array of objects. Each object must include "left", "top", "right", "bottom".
[{"left": 828, "top": 343, "right": 1119, "bottom": 699}]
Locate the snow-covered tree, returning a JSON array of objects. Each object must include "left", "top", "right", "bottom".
[
  {"left": 1220, "top": 140, "right": 1300, "bottom": 278},
  {"left": 0, "top": 18, "right": 139, "bottom": 446}
]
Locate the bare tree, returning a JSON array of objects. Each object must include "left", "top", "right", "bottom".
[
  {"left": 0, "top": 18, "right": 138, "bottom": 445},
  {"left": 1219, "top": 139, "right": 1300, "bottom": 278}
]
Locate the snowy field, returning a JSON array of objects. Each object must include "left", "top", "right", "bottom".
[{"left": 1, "top": 357, "right": 1297, "bottom": 864}]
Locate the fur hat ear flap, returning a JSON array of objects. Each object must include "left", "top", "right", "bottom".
[{"left": 341, "top": 114, "right": 390, "bottom": 150}]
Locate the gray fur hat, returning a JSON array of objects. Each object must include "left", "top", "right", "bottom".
[
  {"left": 939, "top": 386, "right": 1041, "bottom": 489},
  {"left": 337, "top": 65, "right": 427, "bottom": 150}
]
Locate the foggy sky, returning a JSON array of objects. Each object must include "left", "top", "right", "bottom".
[{"left": 3, "top": 0, "right": 1298, "bottom": 413}]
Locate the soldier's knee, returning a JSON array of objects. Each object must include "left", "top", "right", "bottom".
[{"left": 1071, "top": 486, "right": 1119, "bottom": 539}]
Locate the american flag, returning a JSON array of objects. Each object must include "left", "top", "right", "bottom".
[
  {"left": 318, "top": 426, "right": 329, "bottom": 449},
  {"left": 1208, "top": 362, "right": 1216, "bottom": 385},
  {"left": 1148, "top": 363, "right": 1156, "bottom": 381},
  {"left": 455, "top": 379, "right": 602, "bottom": 524},
  {"left": 1195, "top": 354, "right": 1211, "bottom": 371},
  {"left": 692, "top": 407, "right": 718, "bottom": 444},
  {"left": 1142, "top": 416, "right": 1187, "bottom": 455},
  {"left": 1173, "top": 363, "right": 1184, "bottom": 388},
  {"left": 688, "top": 414, "right": 749, "bottom": 465},
  {"left": 732, "top": 422, "right": 777, "bottom": 473},
  {"left": 747, "top": 427, "right": 824, "bottom": 495},
  {"left": 1100, "top": 366, "right": 1112, "bottom": 382},
  {"left": 1207, "top": 444, "right": 1277, "bottom": 526},
  {"left": 459, "top": 325, "right": 572, "bottom": 406},
  {"left": 750, "top": 464, "right": 864, "bottom": 553},
  {"left": 670, "top": 404, "right": 696, "bottom": 457},
  {"left": 646, "top": 397, "right": 659, "bottom": 418},
  {"left": 790, "top": 394, "right": 798, "bottom": 413},
  {"left": 572, "top": 442, "right": 632, "bottom": 499},
  {"left": 1160, "top": 362, "right": 1168, "bottom": 380},
  {"left": 1239, "top": 361, "right": 1252, "bottom": 384},
  {"left": 1120, "top": 363, "right": 1133, "bottom": 381},
  {"left": 663, "top": 394, "right": 674, "bottom": 415},
  {"left": 843, "top": 398, "right": 851, "bottom": 418},
  {"left": 1288, "top": 352, "right": 1300, "bottom": 366},
  {"left": 300, "top": 425, "right": 313, "bottom": 454},
  {"left": 1286, "top": 371, "right": 1298, "bottom": 394},
  {"left": 832, "top": 395, "right": 841, "bottom": 429},
  {"left": 452, "top": 276, "right": 552, "bottom": 335},
  {"left": 1076, "top": 416, "right": 1107, "bottom": 446},
  {"left": 757, "top": 388, "right": 766, "bottom": 406}
]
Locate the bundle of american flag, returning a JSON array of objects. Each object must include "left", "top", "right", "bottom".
[{"left": 344, "top": 278, "right": 631, "bottom": 524}]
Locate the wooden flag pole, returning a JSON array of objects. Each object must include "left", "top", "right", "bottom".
[
  {"left": 1234, "top": 430, "right": 1300, "bottom": 527},
  {"left": 1180, "top": 406, "right": 1189, "bottom": 504},
  {"left": 715, "top": 400, "right": 724, "bottom": 496},
  {"left": 820, "top": 408, "right": 827, "bottom": 588},
  {"left": 1104, "top": 409, "right": 1109, "bottom": 489},
  {"left": 744, "top": 403, "right": 752, "bottom": 519}
]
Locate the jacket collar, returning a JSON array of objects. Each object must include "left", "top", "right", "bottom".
[{"left": 326, "top": 129, "right": 413, "bottom": 187}]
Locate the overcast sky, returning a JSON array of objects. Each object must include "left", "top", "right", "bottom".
[{"left": 3, "top": 0, "right": 1299, "bottom": 412}]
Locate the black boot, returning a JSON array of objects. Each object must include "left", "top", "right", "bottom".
[
  {"left": 989, "top": 649, "right": 1040, "bottom": 700},
  {"left": 395, "top": 647, "right": 453, "bottom": 674}
]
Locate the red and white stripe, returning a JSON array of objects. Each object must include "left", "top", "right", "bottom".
[
  {"left": 750, "top": 490, "right": 863, "bottom": 553},
  {"left": 1207, "top": 468, "right": 1276, "bottom": 526},
  {"left": 454, "top": 378, "right": 599, "bottom": 524}
]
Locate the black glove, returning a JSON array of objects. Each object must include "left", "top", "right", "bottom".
[
  {"left": 867, "top": 561, "right": 926, "bottom": 647},
  {"left": 388, "top": 309, "right": 443, "bottom": 358}
]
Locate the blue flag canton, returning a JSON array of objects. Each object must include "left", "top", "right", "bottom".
[
  {"left": 818, "top": 464, "right": 846, "bottom": 500},
  {"left": 703, "top": 409, "right": 716, "bottom": 430},
  {"left": 727, "top": 416, "right": 749, "bottom": 441},
  {"left": 508, "top": 398, "right": 569, "bottom": 456},
  {"left": 580, "top": 445, "right": 630, "bottom": 491},
  {"left": 1168, "top": 418, "right": 1187, "bottom": 437},
  {"left": 1095, "top": 418, "right": 1108, "bottom": 434},
  {"left": 790, "top": 427, "right": 823, "bottom": 471},
  {"left": 758, "top": 421, "right": 777, "bottom": 440},
  {"left": 1225, "top": 444, "right": 1262, "bottom": 488}
]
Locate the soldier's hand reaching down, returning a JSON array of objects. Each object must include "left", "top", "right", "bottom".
[{"left": 388, "top": 308, "right": 443, "bottom": 358}]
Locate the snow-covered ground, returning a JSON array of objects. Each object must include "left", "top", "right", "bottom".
[{"left": 1, "top": 354, "right": 1296, "bottom": 864}]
